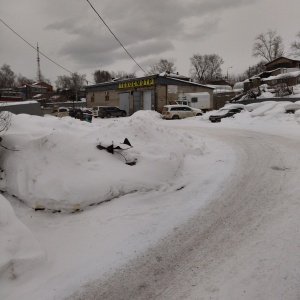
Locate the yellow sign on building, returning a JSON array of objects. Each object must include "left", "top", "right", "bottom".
[{"left": 118, "top": 78, "right": 154, "bottom": 89}]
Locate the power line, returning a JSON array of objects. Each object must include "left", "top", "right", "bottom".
[
  {"left": 85, "top": 0, "right": 147, "bottom": 74},
  {"left": 0, "top": 18, "right": 94, "bottom": 84}
]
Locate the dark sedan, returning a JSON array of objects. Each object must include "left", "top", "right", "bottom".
[
  {"left": 99, "top": 107, "right": 127, "bottom": 118},
  {"left": 209, "top": 107, "right": 244, "bottom": 123}
]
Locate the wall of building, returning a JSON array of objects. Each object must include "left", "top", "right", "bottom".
[
  {"left": 86, "top": 78, "right": 214, "bottom": 115},
  {"left": 266, "top": 58, "right": 300, "bottom": 71},
  {"left": 0, "top": 102, "right": 43, "bottom": 116},
  {"left": 87, "top": 89, "right": 120, "bottom": 108},
  {"left": 156, "top": 84, "right": 214, "bottom": 112}
]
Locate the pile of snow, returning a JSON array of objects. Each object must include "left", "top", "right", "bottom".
[
  {"left": 0, "top": 111, "right": 206, "bottom": 213},
  {"left": 292, "top": 84, "right": 300, "bottom": 95},
  {"left": 0, "top": 110, "right": 211, "bottom": 299},
  {"left": 201, "top": 100, "right": 300, "bottom": 122},
  {"left": 262, "top": 70, "right": 300, "bottom": 83},
  {"left": 0, "top": 195, "right": 45, "bottom": 281},
  {"left": 232, "top": 82, "right": 244, "bottom": 93},
  {"left": 2, "top": 104, "right": 300, "bottom": 299}
]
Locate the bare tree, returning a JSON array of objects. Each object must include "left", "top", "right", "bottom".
[
  {"left": 290, "top": 31, "right": 300, "bottom": 57},
  {"left": 0, "top": 64, "right": 16, "bottom": 88},
  {"left": 15, "top": 74, "right": 34, "bottom": 87},
  {"left": 245, "top": 60, "right": 266, "bottom": 78},
  {"left": 206, "top": 54, "right": 224, "bottom": 79},
  {"left": 189, "top": 54, "right": 223, "bottom": 83},
  {"left": 148, "top": 59, "right": 176, "bottom": 75},
  {"left": 110, "top": 71, "right": 136, "bottom": 80},
  {"left": 55, "top": 72, "right": 86, "bottom": 91},
  {"left": 93, "top": 70, "right": 112, "bottom": 83},
  {"left": 252, "top": 29, "right": 284, "bottom": 62}
]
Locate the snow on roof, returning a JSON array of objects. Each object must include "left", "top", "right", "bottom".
[
  {"left": 233, "top": 82, "right": 244, "bottom": 90},
  {"left": 0, "top": 100, "right": 38, "bottom": 106},
  {"left": 262, "top": 70, "right": 300, "bottom": 82},
  {"left": 207, "top": 85, "right": 233, "bottom": 93},
  {"left": 160, "top": 71, "right": 191, "bottom": 80}
]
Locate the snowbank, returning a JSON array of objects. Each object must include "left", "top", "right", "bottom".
[
  {"left": 0, "top": 195, "right": 45, "bottom": 283},
  {"left": 0, "top": 111, "right": 206, "bottom": 213},
  {"left": 2, "top": 102, "right": 300, "bottom": 300}
]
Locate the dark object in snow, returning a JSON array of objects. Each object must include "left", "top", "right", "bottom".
[
  {"left": 96, "top": 138, "right": 132, "bottom": 154},
  {"left": 96, "top": 138, "right": 136, "bottom": 165},
  {"left": 122, "top": 138, "right": 131, "bottom": 147},
  {"left": 35, "top": 207, "right": 45, "bottom": 211}
]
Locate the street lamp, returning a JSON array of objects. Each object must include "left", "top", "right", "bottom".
[{"left": 227, "top": 66, "right": 233, "bottom": 79}]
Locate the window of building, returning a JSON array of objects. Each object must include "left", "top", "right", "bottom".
[{"left": 105, "top": 91, "right": 109, "bottom": 101}]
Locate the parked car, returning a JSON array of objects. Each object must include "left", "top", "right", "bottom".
[
  {"left": 162, "top": 105, "right": 203, "bottom": 120},
  {"left": 56, "top": 107, "right": 69, "bottom": 118},
  {"left": 96, "top": 106, "right": 127, "bottom": 118},
  {"left": 92, "top": 106, "right": 106, "bottom": 118},
  {"left": 69, "top": 108, "right": 93, "bottom": 122},
  {"left": 209, "top": 107, "right": 244, "bottom": 122},
  {"left": 82, "top": 108, "right": 93, "bottom": 115}
]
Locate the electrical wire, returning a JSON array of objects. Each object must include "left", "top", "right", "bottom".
[
  {"left": 85, "top": 0, "right": 147, "bottom": 74},
  {"left": 0, "top": 18, "right": 95, "bottom": 85}
]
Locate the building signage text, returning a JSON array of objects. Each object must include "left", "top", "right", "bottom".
[{"left": 118, "top": 78, "right": 154, "bottom": 89}]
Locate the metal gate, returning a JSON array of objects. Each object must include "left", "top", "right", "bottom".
[
  {"left": 133, "top": 91, "right": 141, "bottom": 113},
  {"left": 143, "top": 90, "right": 153, "bottom": 110},
  {"left": 119, "top": 93, "right": 130, "bottom": 114}
]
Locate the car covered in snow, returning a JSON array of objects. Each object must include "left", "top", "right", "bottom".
[
  {"left": 162, "top": 105, "right": 203, "bottom": 120},
  {"left": 209, "top": 107, "right": 244, "bottom": 123},
  {"left": 284, "top": 103, "right": 300, "bottom": 114}
]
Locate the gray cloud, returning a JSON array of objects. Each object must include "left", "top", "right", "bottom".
[
  {"left": 43, "top": 0, "right": 260, "bottom": 70},
  {"left": 3, "top": 0, "right": 296, "bottom": 83}
]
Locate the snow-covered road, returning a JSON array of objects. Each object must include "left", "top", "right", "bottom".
[{"left": 69, "top": 126, "right": 300, "bottom": 300}]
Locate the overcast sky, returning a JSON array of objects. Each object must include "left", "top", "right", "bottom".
[{"left": 1, "top": 0, "right": 300, "bottom": 85}]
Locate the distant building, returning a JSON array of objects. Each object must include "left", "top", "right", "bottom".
[
  {"left": 0, "top": 89, "right": 25, "bottom": 102},
  {"left": 206, "top": 80, "right": 236, "bottom": 108},
  {"left": 243, "top": 57, "right": 300, "bottom": 92},
  {"left": 265, "top": 57, "right": 300, "bottom": 71},
  {"left": 85, "top": 72, "right": 215, "bottom": 114},
  {"left": 16, "top": 81, "right": 53, "bottom": 108}
]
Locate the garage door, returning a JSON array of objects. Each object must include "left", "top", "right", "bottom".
[
  {"left": 119, "top": 93, "right": 130, "bottom": 114},
  {"left": 143, "top": 90, "right": 153, "bottom": 110}
]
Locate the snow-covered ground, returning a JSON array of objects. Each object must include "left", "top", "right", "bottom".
[{"left": 1, "top": 100, "right": 300, "bottom": 300}]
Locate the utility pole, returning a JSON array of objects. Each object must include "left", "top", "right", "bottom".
[
  {"left": 37, "top": 43, "right": 42, "bottom": 82},
  {"left": 227, "top": 66, "right": 233, "bottom": 80}
]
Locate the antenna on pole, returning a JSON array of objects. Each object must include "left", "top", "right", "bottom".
[{"left": 37, "top": 43, "right": 42, "bottom": 82}]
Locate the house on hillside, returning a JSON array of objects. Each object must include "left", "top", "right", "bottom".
[
  {"left": 243, "top": 57, "right": 300, "bottom": 92},
  {"left": 85, "top": 72, "right": 215, "bottom": 114},
  {"left": 265, "top": 57, "right": 300, "bottom": 71},
  {"left": 17, "top": 81, "right": 53, "bottom": 107},
  {"left": 19, "top": 81, "right": 53, "bottom": 100},
  {"left": 0, "top": 89, "right": 25, "bottom": 102}
]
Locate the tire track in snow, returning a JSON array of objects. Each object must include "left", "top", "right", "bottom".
[{"left": 67, "top": 127, "right": 300, "bottom": 300}]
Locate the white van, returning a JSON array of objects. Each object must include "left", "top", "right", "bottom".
[
  {"left": 176, "top": 92, "right": 212, "bottom": 111},
  {"left": 92, "top": 106, "right": 105, "bottom": 118}
]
